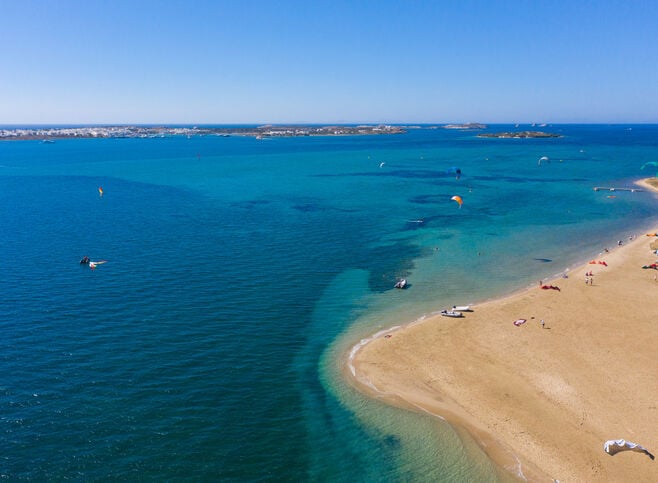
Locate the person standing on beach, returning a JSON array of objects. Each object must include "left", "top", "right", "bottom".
[{"left": 541, "top": 319, "right": 545, "bottom": 329}]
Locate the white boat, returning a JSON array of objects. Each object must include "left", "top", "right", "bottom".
[
  {"left": 440, "top": 309, "right": 463, "bottom": 318},
  {"left": 452, "top": 305, "right": 472, "bottom": 312},
  {"left": 394, "top": 279, "right": 407, "bottom": 289}
]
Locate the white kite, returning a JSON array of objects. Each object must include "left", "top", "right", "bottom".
[{"left": 603, "top": 439, "right": 654, "bottom": 459}]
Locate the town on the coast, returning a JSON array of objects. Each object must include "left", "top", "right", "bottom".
[
  {"left": 0, "top": 124, "right": 406, "bottom": 141},
  {"left": 0, "top": 123, "right": 568, "bottom": 141}
]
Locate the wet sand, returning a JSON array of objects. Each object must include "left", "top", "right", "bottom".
[{"left": 348, "top": 179, "right": 658, "bottom": 481}]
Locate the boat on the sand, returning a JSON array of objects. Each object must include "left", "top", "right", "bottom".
[
  {"left": 440, "top": 309, "right": 463, "bottom": 318},
  {"left": 452, "top": 305, "right": 472, "bottom": 312}
]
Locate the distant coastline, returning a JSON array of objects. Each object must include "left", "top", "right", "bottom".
[
  {"left": 441, "top": 123, "right": 487, "bottom": 130},
  {"left": 0, "top": 124, "right": 405, "bottom": 141},
  {"left": 477, "top": 130, "right": 562, "bottom": 139}
]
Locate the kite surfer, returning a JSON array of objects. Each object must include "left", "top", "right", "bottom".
[{"left": 88, "top": 260, "right": 108, "bottom": 270}]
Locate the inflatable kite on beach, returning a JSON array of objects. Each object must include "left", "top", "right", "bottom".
[
  {"left": 451, "top": 195, "right": 463, "bottom": 208},
  {"left": 541, "top": 285, "right": 561, "bottom": 291},
  {"left": 604, "top": 439, "right": 654, "bottom": 459},
  {"left": 589, "top": 260, "right": 608, "bottom": 266}
]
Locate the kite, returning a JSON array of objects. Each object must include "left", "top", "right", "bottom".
[
  {"left": 98, "top": 186, "right": 104, "bottom": 197},
  {"left": 538, "top": 156, "right": 549, "bottom": 166},
  {"left": 604, "top": 439, "right": 654, "bottom": 459},
  {"left": 451, "top": 195, "right": 463, "bottom": 208}
]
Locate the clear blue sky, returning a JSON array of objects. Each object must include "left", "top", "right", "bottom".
[{"left": 2, "top": 0, "right": 657, "bottom": 124}]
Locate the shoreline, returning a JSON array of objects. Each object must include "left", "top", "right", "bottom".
[
  {"left": 0, "top": 124, "right": 405, "bottom": 141},
  {"left": 347, "top": 178, "right": 658, "bottom": 481}
]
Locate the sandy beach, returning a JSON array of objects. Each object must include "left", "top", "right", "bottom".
[{"left": 349, "top": 178, "right": 658, "bottom": 481}]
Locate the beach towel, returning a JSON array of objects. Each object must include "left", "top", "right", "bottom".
[{"left": 513, "top": 319, "right": 526, "bottom": 326}]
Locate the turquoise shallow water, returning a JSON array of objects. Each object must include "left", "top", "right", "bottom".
[{"left": 1, "top": 125, "right": 657, "bottom": 480}]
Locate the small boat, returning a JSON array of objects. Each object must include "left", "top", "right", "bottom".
[
  {"left": 394, "top": 279, "right": 407, "bottom": 289},
  {"left": 452, "top": 305, "right": 472, "bottom": 312},
  {"left": 440, "top": 309, "right": 463, "bottom": 318}
]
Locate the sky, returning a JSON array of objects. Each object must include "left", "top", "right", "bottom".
[{"left": 1, "top": 0, "right": 657, "bottom": 124}]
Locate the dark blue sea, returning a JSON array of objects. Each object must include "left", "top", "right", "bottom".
[{"left": 1, "top": 125, "right": 657, "bottom": 480}]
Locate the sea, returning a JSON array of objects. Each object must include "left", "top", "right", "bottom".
[{"left": 1, "top": 125, "right": 657, "bottom": 481}]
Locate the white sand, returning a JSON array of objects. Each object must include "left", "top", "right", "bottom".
[{"left": 348, "top": 179, "right": 658, "bottom": 481}]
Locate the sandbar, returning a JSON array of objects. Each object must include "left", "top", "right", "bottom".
[{"left": 348, "top": 178, "right": 658, "bottom": 481}]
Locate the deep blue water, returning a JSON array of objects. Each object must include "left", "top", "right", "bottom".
[{"left": 1, "top": 125, "right": 657, "bottom": 480}]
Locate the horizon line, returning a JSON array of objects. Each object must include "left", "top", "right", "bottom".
[{"left": 2, "top": 121, "right": 658, "bottom": 127}]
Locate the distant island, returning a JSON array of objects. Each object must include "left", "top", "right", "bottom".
[
  {"left": 0, "top": 124, "right": 405, "bottom": 141},
  {"left": 477, "top": 131, "right": 562, "bottom": 139},
  {"left": 442, "top": 123, "right": 487, "bottom": 130}
]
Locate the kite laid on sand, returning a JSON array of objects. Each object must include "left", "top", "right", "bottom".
[{"left": 603, "top": 439, "right": 654, "bottom": 460}]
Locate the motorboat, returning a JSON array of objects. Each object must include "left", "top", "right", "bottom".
[
  {"left": 452, "top": 305, "right": 472, "bottom": 312},
  {"left": 440, "top": 309, "right": 463, "bottom": 318}
]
